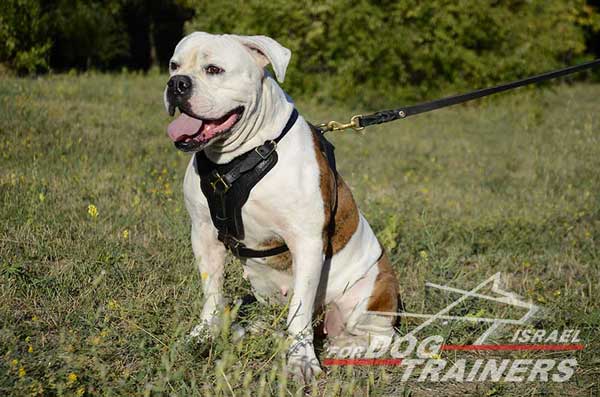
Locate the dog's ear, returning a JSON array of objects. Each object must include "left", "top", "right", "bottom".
[{"left": 229, "top": 35, "right": 291, "bottom": 83}]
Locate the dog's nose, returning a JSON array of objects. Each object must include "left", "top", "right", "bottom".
[{"left": 167, "top": 75, "right": 192, "bottom": 96}]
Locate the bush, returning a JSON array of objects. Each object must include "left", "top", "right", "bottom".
[
  {"left": 185, "top": 0, "right": 600, "bottom": 106},
  {"left": 49, "top": 0, "right": 129, "bottom": 70},
  {"left": 0, "top": 0, "right": 51, "bottom": 74},
  {"left": 0, "top": 0, "right": 194, "bottom": 74},
  {"left": 1, "top": 0, "right": 598, "bottom": 98}
]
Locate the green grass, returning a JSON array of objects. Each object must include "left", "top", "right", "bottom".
[{"left": 1, "top": 72, "right": 599, "bottom": 396}]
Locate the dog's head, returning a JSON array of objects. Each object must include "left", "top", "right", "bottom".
[{"left": 164, "top": 32, "right": 291, "bottom": 152}]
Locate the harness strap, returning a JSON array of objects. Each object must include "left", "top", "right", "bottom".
[
  {"left": 313, "top": 126, "right": 339, "bottom": 260},
  {"left": 219, "top": 234, "right": 290, "bottom": 258}
]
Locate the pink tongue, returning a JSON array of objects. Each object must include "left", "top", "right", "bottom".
[{"left": 167, "top": 113, "right": 203, "bottom": 142}]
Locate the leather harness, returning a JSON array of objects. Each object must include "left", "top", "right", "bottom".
[{"left": 194, "top": 109, "right": 337, "bottom": 258}]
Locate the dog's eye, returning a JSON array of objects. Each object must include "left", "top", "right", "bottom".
[
  {"left": 169, "top": 62, "right": 179, "bottom": 71},
  {"left": 205, "top": 65, "right": 224, "bottom": 75}
]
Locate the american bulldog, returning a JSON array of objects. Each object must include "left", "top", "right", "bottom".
[{"left": 164, "top": 32, "right": 399, "bottom": 381}]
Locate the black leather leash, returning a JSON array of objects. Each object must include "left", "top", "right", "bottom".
[{"left": 319, "top": 58, "right": 600, "bottom": 133}]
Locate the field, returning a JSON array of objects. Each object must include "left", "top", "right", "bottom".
[{"left": 1, "top": 73, "right": 599, "bottom": 396}]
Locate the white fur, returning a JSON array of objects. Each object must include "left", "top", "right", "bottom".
[{"left": 168, "top": 32, "right": 391, "bottom": 381}]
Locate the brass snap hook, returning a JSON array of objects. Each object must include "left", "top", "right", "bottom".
[{"left": 318, "top": 114, "right": 364, "bottom": 133}]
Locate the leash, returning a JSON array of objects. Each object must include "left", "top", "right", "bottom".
[{"left": 318, "top": 58, "right": 600, "bottom": 133}]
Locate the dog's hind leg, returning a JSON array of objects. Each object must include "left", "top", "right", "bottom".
[
  {"left": 242, "top": 260, "right": 293, "bottom": 305},
  {"left": 327, "top": 251, "right": 399, "bottom": 356}
]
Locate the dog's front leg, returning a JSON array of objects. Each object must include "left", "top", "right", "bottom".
[
  {"left": 286, "top": 237, "right": 324, "bottom": 381},
  {"left": 189, "top": 221, "right": 227, "bottom": 339}
]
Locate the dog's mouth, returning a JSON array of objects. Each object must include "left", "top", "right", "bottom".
[{"left": 167, "top": 106, "right": 244, "bottom": 152}]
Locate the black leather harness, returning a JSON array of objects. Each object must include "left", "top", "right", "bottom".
[
  {"left": 194, "top": 109, "right": 296, "bottom": 258},
  {"left": 194, "top": 109, "right": 338, "bottom": 259}
]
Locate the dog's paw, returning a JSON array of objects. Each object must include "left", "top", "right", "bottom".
[
  {"left": 187, "top": 317, "right": 219, "bottom": 344},
  {"left": 189, "top": 323, "right": 212, "bottom": 339},
  {"left": 230, "top": 323, "right": 246, "bottom": 343},
  {"left": 287, "top": 338, "right": 322, "bottom": 383},
  {"left": 181, "top": 322, "right": 215, "bottom": 356}
]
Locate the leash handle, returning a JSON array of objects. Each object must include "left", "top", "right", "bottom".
[{"left": 319, "top": 58, "right": 600, "bottom": 132}]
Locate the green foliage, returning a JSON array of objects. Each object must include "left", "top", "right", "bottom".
[
  {"left": 2, "top": 0, "right": 599, "bottom": 96},
  {"left": 0, "top": 0, "right": 51, "bottom": 74},
  {"left": 0, "top": 0, "right": 128, "bottom": 74},
  {"left": 186, "top": 0, "right": 600, "bottom": 106},
  {"left": 50, "top": 0, "right": 129, "bottom": 70}
]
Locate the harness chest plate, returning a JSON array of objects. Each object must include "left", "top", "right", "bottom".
[
  {"left": 193, "top": 109, "right": 299, "bottom": 258},
  {"left": 195, "top": 144, "right": 278, "bottom": 243}
]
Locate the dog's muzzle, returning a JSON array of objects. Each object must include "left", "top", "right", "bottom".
[
  {"left": 165, "top": 78, "right": 245, "bottom": 153},
  {"left": 165, "top": 75, "right": 207, "bottom": 152}
]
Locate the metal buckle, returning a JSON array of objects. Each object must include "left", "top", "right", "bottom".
[
  {"left": 255, "top": 140, "right": 277, "bottom": 160},
  {"left": 222, "top": 235, "right": 242, "bottom": 256},
  {"left": 210, "top": 172, "right": 230, "bottom": 193}
]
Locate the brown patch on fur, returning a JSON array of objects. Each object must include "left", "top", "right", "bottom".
[
  {"left": 367, "top": 251, "right": 399, "bottom": 313},
  {"left": 259, "top": 238, "right": 292, "bottom": 271},
  {"left": 310, "top": 128, "right": 359, "bottom": 255}
]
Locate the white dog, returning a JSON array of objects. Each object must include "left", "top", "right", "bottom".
[{"left": 164, "top": 32, "right": 399, "bottom": 381}]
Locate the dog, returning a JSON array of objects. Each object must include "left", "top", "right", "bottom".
[{"left": 164, "top": 32, "right": 399, "bottom": 381}]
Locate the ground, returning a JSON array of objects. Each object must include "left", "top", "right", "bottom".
[{"left": 0, "top": 73, "right": 598, "bottom": 396}]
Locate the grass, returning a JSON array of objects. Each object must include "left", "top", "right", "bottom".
[{"left": 0, "top": 72, "right": 599, "bottom": 396}]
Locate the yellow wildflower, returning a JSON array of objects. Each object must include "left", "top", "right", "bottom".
[
  {"left": 10, "top": 359, "right": 18, "bottom": 367},
  {"left": 28, "top": 345, "right": 33, "bottom": 353},
  {"left": 107, "top": 299, "right": 119, "bottom": 310},
  {"left": 76, "top": 386, "right": 85, "bottom": 396},
  {"left": 419, "top": 250, "right": 429, "bottom": 260},
  {"left": 200, "top": 272, "right": 209, "bottom": 281},
  {"left": 122, "top": 229, "right": 129, "bottom": 239},
  {"left": 18, "top": 367, "right": 26, "bottom": 377},
  {"left": 67, "top": 372, "right": 78, "bottom": 385},
  {"left": 537, "top": 295, "right": 546, "bottom": 304},
  {"left": 87, "top": 204, "right": 98, "bottom": 218}
]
